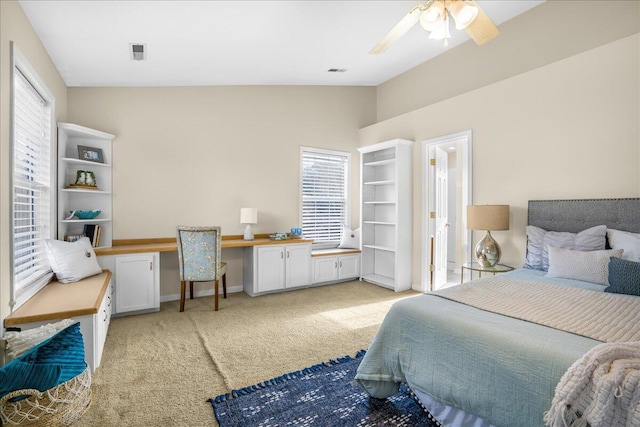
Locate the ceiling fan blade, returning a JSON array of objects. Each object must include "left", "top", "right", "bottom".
[
  {"left": 369, "top": 3, "right": 427, "bottom": 54},
  {"left": 463, "top": 0, "right": 500, "bottom": 45}
]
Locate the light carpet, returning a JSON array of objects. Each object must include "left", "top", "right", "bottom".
[{"left": 75, "top": 280, "right": 419, "bottom": 426}]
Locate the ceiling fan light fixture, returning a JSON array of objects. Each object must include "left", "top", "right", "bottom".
[
  {"left": 428, "top": 14, "right": 451, "bottom": 42},
  {"left": 447, "top": 1, "right": 479, "bottom": 30},
  {"left": 419, "top": 1, "right": 445, "bottom": 32}
]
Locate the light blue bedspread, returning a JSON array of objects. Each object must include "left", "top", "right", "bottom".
[{"left": 355, "top": 269, "right": 604, "bottom": 427}]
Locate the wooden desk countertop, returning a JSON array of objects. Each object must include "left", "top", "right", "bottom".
[
  {"left": 94, "top": 235, "right": 314, "bottom": 256},
  {"left": 4, "top": 270, "right": 112, "bottom": 327}
]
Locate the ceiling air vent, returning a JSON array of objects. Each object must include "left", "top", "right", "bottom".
[{"left": 130, "top": 43, "right": 146, "bottom": 61}]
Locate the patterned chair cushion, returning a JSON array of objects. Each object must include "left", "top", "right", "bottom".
[{"left": 176, "top": 226, "right": 225, "bottom": 281}]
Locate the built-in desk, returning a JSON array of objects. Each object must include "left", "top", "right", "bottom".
[{"left": 94, "top": 235, "right": 313, "bottom": 256}]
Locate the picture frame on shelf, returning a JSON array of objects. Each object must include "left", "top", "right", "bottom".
[{"left": 77, "top": 145, "right": 104, "bottom": 163}]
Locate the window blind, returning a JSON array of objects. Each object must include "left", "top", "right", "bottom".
[
  {"left": 300, "top": 148, "right": 349, "bottom": 244},
  {"left": 12, "top": 67, "right": 53, "bottom": 302}
]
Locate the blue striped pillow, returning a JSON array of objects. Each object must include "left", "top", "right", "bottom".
[{"left": 0, "top": 322, "right": 86, "bottom": 399}]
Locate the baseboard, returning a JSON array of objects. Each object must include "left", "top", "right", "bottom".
[{"left": 160, "top": 285, "right": 243, "bottom": 303}]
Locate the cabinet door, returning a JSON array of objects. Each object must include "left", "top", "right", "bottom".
[
  {"left": 313, "top": 256, "right": 338, "bottom": 284},
  {"left": 256, "top": 246, "right": 286, "bottom": 293},
  {"left": 286, "top": 244, "right": 311, "bottom": 288},
  {"left": 338, "top": 254, "right": 361, "bottom": 280},
  {"left": 115, "top": 254, "right": 158, "bottom": 313}
]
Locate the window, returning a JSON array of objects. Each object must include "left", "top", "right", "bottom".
[
  {"left": 11, "top": 43, "right": 55, "bottom": 309},
  {"left": 300, "top": 147, "right": 350, "bottom": 246}
]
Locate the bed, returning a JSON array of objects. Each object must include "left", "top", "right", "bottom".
[{"left": 355, "top": 198, "right": 640, "bottom": 427}]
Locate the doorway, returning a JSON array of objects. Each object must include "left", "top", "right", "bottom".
[{"left": 421, "top": 131, "right": 472, "bottom": 292}]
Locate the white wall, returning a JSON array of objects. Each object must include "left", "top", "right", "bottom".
[
  {"left": 67, "top": 86, "right": 376, "bottom": 297},
  {"left": 361, "top": 34, "right": 640, "bottom": 288}
]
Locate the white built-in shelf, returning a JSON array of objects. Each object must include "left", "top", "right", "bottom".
[
  {"left": 363, "top": 221, "right": 396, "bottom": 225},
  {"left": 363, "top": 180, "right": 395, "bottom": 186},
  {"left": 61, "top": 218, "right": 112, "bottom": 224},
  {"left": 363, "top": 244, "right": 395, "bottom": 252},
  {"left": 361, "top": 274, "right": 395, "bottom": 289},
  {"left": 363, "top": 159, "right": 396, "bottom": 167},
  {"left": 61, "top": 189, "right": 111, "bottom": 195},
  {"left": 61, "top": 157, "right": 111, "bottom": 168}
]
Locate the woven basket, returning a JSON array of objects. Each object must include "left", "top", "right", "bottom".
[{"left": 0, "top": 367, "right": 91, "bottom": 426}]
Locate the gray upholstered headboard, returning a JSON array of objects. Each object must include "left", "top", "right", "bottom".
[{"left": 528, "top": 198, "right": 640, "bottom": 234}]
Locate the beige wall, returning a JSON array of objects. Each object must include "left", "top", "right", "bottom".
[
  {"left": 67, "top": 86, "right": 376, "bottom": 297},
  {"left": 361, "top": 33, "right": 640, "bottom": 288},
  {"left": 377, "top": 0, "right": 640, "bottom": 122},
  {"left": 0, "top": 1, "right": 68, "bottom": 325}
]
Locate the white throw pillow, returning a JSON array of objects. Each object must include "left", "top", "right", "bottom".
[
  {"left": 607, "top": 229, "right": 640, "bottom": 262},
  {"left": 547, "top": 246, "right": 624, "bottom": 285},
  {"left": 338, "top": 226, "right": 360, "bottom": 249},
  {"left": 3, "top": 318, "right": 75, "bottom": 360},
  {"left": 524, "top": 225, "right": 607, "bottom": 271},
  {"left": 44, "top": 237, "right": 102, "bottom": 284}
]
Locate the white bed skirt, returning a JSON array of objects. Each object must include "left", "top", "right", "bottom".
[{"left": 413, "top": 389, "right": 495, "bottom": 427}]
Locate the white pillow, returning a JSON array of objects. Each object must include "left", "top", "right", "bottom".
[
  {"left": 524, "top": 225, "right": 607, "bottom": 271},
  {"left": 3, "top": 318, "right": 75, "bottom": 360},
  {"left": 547, "top": 246, "right": 624, "bottom": 285},
  {"left": 338, "top": 226, "right": 360, "bottom": 249},
  {"left": 607, "top": 229, "right": 640, "bottom": 262},
  {"left": 44, "top": 237, "right": 102, "bottom": 284}
]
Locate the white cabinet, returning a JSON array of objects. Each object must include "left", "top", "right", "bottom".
[
  {"left": 57, "top": 123, "right": 114, "bottom": 248},
  {"left": 358, "top": 139, "right": 413, "bottom": 291},
  {"left": 243, "top": 243, "right": 312, "bottom": 296},
  {"left": 312, "top": 253, "right": 361, "bottom": 284},
  {"left": 98, "top": 253, "right": 160, "bottom": 315}
]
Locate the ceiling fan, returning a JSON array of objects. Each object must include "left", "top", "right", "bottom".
[{"left": 370, "top": 0, "right": 500, "bottom": 54}]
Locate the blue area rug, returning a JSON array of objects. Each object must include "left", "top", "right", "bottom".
[{"left": 209, "top": 350, "right": 440, "bottom": 426}]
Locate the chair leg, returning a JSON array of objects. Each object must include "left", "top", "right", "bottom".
[
  {"left": 180, "top": 280, "right": 186, "bottom": 312},
  {"left": 223, "top": 273, "right": 227, "bottom": 299},
  {"left": 189, "top": 281, "right": 194, "bottom": 299},
  {"left": 214, "top": 279, "right": 219, "bottom": 311}
]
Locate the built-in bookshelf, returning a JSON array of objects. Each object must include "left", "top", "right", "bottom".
[
  {"left": 57, "top": 123, "right": 114, "bottom": 248},
  {"left": 358, "top": 139, "right": 413, "bottom": 291}
]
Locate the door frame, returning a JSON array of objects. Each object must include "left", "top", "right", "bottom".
[{"left": 421, "top": 130, "right": 473, "bottom": 292}]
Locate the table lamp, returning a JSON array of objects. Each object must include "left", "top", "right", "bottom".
[
  {"left": 240, "top": 208, "right": 258, "bottom": 241},
  {"left": 467, "top": 205, "right": 509, "bottom": 267}
]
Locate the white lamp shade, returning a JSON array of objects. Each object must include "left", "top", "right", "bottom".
[
  {"left": 240, "top": 208, "right": 258, "bottom": 224},
  {"left": 448, "top": 0, "right": 478, "bottom": 30}
]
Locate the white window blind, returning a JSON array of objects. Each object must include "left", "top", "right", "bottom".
[
  {"left": 300, "top": 148, "right": 350, "bottom": 245},
  {"left": 12, "top": 63, "right": 54, "bottom": 307}
]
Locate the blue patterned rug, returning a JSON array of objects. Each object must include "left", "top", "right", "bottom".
[{"left": 208, "top": 350, "right": 440, "bottom": 426}]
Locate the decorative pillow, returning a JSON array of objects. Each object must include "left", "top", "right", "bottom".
[
  {"left": 547, "top": 246, "right": 623, "bottom": 285},
  {"left": 44, "top": 237, "right": 101, "bottom": 283},
  {"left": 524, "top": 225, "right": 607, "bottom": 271},
  {"left": 0, "top": 322, "right": 86, "bottom": 398},
  {"left": 607, "top": 229, "right": 640, "bottom": 262},
  {"left": 4, "top": 318, "right": 75, "bottom": 360},
  {"left": 605, "top": 257, "right": 640, "bottom": 296},
  {"left": 338, "top": 226, "right": 360, "bottom": 249}
]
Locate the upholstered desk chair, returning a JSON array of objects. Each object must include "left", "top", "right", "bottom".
[{"left": 176, "top": 226, "right": 227, "bottom": 312}]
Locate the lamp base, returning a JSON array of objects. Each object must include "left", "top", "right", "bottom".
[
  {"left": 243, "top": 224, "right": 254, "bottom": 241},
  {"left": 475, "top": 230, "right": 502, "bottom": 267}
]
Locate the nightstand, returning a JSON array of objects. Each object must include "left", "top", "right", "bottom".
[{"left": 461, "top": 262, "right": 514, "bottom": 283}]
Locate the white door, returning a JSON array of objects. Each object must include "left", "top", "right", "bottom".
[
  {"left": 338, "top": 254, "right": 361, "bottom": 280},
  {"left": 115, "top": 253, "right": 157, "bottom": 313},
  {"left": 433, "top": 146, "right": 449, "bottom": 289},
  {"left": 256, "top": 245, "right": 286, "bottom": 292},
  {"left": 285, "top": 244, "right": 312, "bottom": 288},
  {"left": 313, "top": 256, "right": 339, "bottom": 284}
]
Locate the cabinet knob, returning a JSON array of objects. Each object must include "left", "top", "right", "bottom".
[
  {"left": 149, "top": 262, "right": 153, "bottom": 271},
  {"left": 287, "top": 251, "right": 290, "bottom": 258},
  {"left": 339, "top": 260, "right": 342, "bottom": 267},
  {"left": 335, "top": 261, "right": 338, "bottom": 268},
  {"left": 281, "top": 252, "right": 284, "bottom": 259}
]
